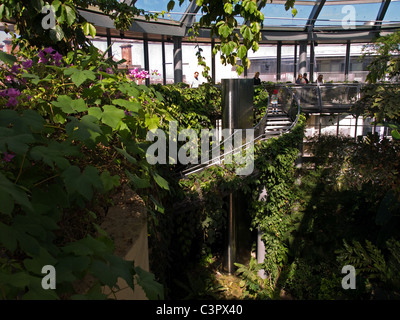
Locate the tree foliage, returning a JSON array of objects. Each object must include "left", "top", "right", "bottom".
[
  {"left": 353, "top": 31, "right": 400, "bottom": 123},
  {"left": 174, "top": 0, "right": 297, "bottom": 75}
]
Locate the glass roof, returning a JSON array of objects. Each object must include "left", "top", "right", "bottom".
[
  {"left": 134, "top": 0, "right": 192, "bottom": 21},
  {"left": 131, "top": 0, "right": 400, "bottom": 29},
  {"left": 383, "top": 0, "right": 400, "bottom": 24},
  {"left": 260, "top": 3, "right": 315, "bottom": 28},
  {"left": 315, "top": 1, "right": 382, "bottom": 27}
]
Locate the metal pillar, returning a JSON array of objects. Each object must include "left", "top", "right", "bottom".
[
  {"left": 294, "top": 42, "right": 298, "bottom": 81},
  {"left": 162, "top": 37, "right": 167, "bottom": 85},
  {"left": 277, "top": 41, "right": 282, "bottom": 81},
  {"left": 106, "top": 28, "right": 112, "bottom": 59},
  {"left": 310, "top": 42, "right": 315, "bottom": 83},
  {"left": 211, "top": 39, "right": 216, "bottom": 84},
  {"left": 299, "top": 41, "right": 307, "bottom": 76},
  {"left": 221, "top": 78, "right": 254, "bottom": 274},
  {"left": 345, "top": 40, "right": 351, "bottom": 81},
  {"left": 173, "top": 36, "right": 183, "bottom": 83},
  {"left": 143, "top": 36, "right": 150, "bottom": 86}
]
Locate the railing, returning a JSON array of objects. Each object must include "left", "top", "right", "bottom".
[
  {"left": 179, "top": 85, "right": 301, "bottom": 177},
  {"left": 279, "top": 83, "right": 363, "bottom": 113}
]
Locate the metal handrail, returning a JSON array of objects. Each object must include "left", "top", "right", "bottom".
[{"left": 180, "top": 86, "right": 301, "bottom": 177}]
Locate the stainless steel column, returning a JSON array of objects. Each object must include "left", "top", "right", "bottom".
[{"left": 221, "top": 78, "right": 254, "bottom": 274}]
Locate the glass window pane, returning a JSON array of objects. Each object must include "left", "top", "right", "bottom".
[
  {"left": 148, "top": 41, "right": 163, "bottom": 84},
  {"left": 164, "top": 43, "right": 174, "bottom": 84},
  {"left": 247, "top": 44, "right": 277, "bottom": 82},
  {"left": 260, "top": 3, "right": 315, "bottom": 27},
  {"left": 182, "top": 43, "right": 211, "bottom": 85},
  {"left": 383, "top": 0, "right": 400, "bottom": 25},
  {"left": 134, "top": 0, "right": 191, "bottom": 21},
  {"left": 315, "top": 2, "right": 382, "bottom": 27},
  {"left": 314, "top": 44, "right": 347, "bottom": 82}
]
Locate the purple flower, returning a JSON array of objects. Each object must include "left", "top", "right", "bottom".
[
  {"left": 22, "top": 59, "right": 33, "bottom": 69},
  {"left": 6, "top": 96, "right": 18, "bottom": 107},
  {"left": 38, "top": 51, "right": 48, "bottom": 64},
  {"left": 0, "top": 90, "right": 6, "bottom": 97},
  {"left": 7, "top": 88, "right": 21, "bottom": 98},
  {"left": 124, "top": 110, "right": 132, "bottom": 116},
  {"left": 53, "top": 52, "right": 63, "bottom": 66},
  {"left": 106, "top": 68, "right": 113, "bottom": 74},
  {"left": 11, "top": 64, "right": 21, "bottom": 73},
  {"left": 3, "top": 152, "right": 15, "bottom": 162},
  {"left": 43, "top": 47, "right": 55, "bottom": 54}
]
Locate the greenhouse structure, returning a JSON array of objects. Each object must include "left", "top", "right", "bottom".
[{"left": 1, "top": 0, "right": 400, "bottom": 304}]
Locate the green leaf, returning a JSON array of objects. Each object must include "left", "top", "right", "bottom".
[
  {"left": 218, "top": 24, "right": 232, "bottom": 38},
  {"left": 237, "top": 45, "right": 248, "bottom": 60},
  {"left": 88, "top": 107, "right": 103, "bottom": 120},
  {"left": 49, "top": 25, "right": 65, "bottom": 42},
  {"left": 82, "top": 22, "right": 96, "bottom": 38},
  {"left": 52, "top": 95, "right": 88, "bottom": 114},
  {"left": 112, "top": 99, "right": 141, "bottom": 113},
  {"left": 51, "top": 95, "right": 75, "bottom": 113},
  {"left": 0, "top": 127, "right": 35, "bottom": 154},
  {"left": 0, "top": 271, "right": 35, "bottom": 288},
  {"left": 118, "top": 83, "right": 140, "bottom": 97},
  {"left": 100, "top": 171, "right": 120, "bottom": 193},
  {"left": 125, "top": 170, "right": 151, "bottom": 189},
  {"left": 0, "top": 50, "right": 17, "bottom": 66},
  {"left": 0, "top": 190, "right": 14, "bottom": 216},
  {"left": 90, "top": 259, "right": 116, "bottom": 287},
  {"left": 224, "top": 3, "right": 233, "bottom": 14},
  {"left": 135, "top": 266, "right": 164, "bottom": 300},
  {"left": 167, "top": 0, "right": 175, "bottom": 11},
  {"left": 72, "top": 98, "right": 88, "bottom": 112},
  {"left": 0, "top": 222, "right": 18, "bottom": 252},
  {"left": 106, "top": 255, "right": 135, "bottom": 290},
  {"left": 145, "top": 114, "right": 160, "bottom": 131},
  {"left": 61, "top": 166, "right": 103, "bottom": 200},
  {"left": 101, "top": 105, "right": 125, "bottom": 129},
  {"left": 151, "top": 172, "right": 169, "bottom": 190},
  {"left": 56, "top": 255, "right": 91, "bottom": 283},
  {"left": 64, "top": 4, "right": 76, "bottom": 26},
  {"left": 30, "top": 142, "right": 75, "bottom": 169},
  {"left": 64, "top": 68, "right": 96, "bottom": 87},
  {"left": 0, "top": 172, "right": 32, "bottom": 212},
  {"left": 391, "top": 129, "right": 400, "bottom": 140},
  {"left": 114, "top": 146, "right": 137, "bottom": 164},
  {"left": 65, "top": 115, "right": 102, "bottom": 143}
]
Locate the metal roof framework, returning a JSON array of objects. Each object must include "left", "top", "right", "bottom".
[
  {"left": 76, "top": 1, "right": 400, "bottom": 84},
  {"left": 81, "top": 0, "right": 400, "bottom": 44}
]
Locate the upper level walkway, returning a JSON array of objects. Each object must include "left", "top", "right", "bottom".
[{"left": 276, "top": 83, "right": 364, "bottom": 114}]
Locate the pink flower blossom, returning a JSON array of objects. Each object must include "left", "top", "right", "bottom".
[{"left": 128, "top": 68, "right": 150, "bottom": 81}]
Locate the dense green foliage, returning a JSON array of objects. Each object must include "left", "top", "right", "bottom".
[{"left": 0, "top": 45, "right": 167, "bottom": 299}]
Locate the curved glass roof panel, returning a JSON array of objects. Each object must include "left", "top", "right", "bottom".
[
  {"left": 314, "top": 1, "right": 383, "bottom": 27},
  {"left": 134, "top": 0, "right": 191, "bottom": 21},
  {"left": 125, "top": 0, "right": 399, "bottom": 33},
  {"left": 260, "top": 2, "right": 316, "bottom": 28},
  {"left": 383, "top": 0, "right": 400, "bottom": 25}
]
